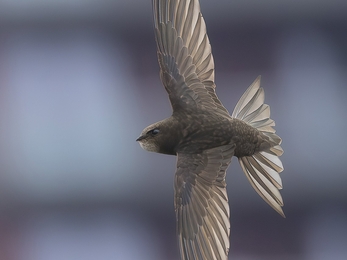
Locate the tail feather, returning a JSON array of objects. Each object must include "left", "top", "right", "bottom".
[
  {"left": 232, "top": 76, "right": 285, "bottom": 217},
  {"left": 239, "top": 156, "right": 284, "bottom": 217},
  {"left": 231, "top": 77, "right": 265, "bottom": 120},
  {"left": 269, "top": 145, "right": 283, "bottom": 156}
]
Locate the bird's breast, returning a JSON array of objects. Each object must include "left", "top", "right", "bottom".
[{"left": 176, "top": 113, "right": 234, "bottom": 153}]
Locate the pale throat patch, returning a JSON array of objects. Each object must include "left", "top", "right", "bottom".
[{"left": 139, "top": 140, "right": 160, "bottom": 153}]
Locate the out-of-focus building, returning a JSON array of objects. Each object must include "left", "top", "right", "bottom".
[{"left": 0, "top": 1, "right": 346, "bottom": 259}]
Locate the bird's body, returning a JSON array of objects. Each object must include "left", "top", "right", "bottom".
[
  {"left": 141, "top": 112, "right": 272, "bottom": 156},
  {"left": 137, "top": 0, "right": 285, "bottom": 259}
]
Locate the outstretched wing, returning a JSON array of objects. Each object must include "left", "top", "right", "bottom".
[
  {"left": 174, "top": 144, "right": 235, "bottom": 260},
  {"left": 153, "top": 0, "right": 230, "bottom": 117}
]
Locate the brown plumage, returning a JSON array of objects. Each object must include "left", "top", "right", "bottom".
[{"left": 136, "top": 1, "right": 285, "bottom": 259}]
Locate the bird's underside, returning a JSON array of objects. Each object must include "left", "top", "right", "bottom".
[{"left": 136, "top": 1, "right": 285, "bottom": 259}]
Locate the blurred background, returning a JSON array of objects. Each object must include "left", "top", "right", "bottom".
[{"left": 0, "top": 0, "right": 347, "bottom": 259}]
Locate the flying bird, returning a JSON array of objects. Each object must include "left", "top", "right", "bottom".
[{"left": 136, "top": 0, "right": 285, "bottom": 259}]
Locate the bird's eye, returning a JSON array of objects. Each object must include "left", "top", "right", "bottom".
[{"left": 149, "top": 129, "right": 160, "bottom": 136}]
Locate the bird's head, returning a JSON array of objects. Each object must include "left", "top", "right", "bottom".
[
  {"left": 136, "top": 122, "right": 163, "bottom": 153},
  {"left": 136, "top": 118, "right": 178, "bottom": 155}
]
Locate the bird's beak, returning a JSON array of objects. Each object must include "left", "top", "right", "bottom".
[{"left": 136, "top": 135, "right": 145, "bottom": 142}]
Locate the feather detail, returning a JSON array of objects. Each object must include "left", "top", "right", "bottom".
[{"left": 232, "top": 76, "right": 285, "bottom": 217}]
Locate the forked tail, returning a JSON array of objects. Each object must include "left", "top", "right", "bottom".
[{"left": 232, "top": 76, "right": 285, "bottom": 217}]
